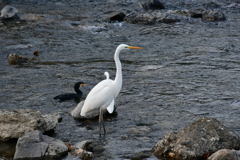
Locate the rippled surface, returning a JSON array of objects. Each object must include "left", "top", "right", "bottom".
[{"left": 1, "top": 0, "right": 240, "bottom": 159}]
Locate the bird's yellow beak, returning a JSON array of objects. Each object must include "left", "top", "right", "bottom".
[
  {"left": 127, "top": 46, "right": 143, "bottom": 49},
  {"left": 80, "top": 83, "right": 86, "bottom": 87}
]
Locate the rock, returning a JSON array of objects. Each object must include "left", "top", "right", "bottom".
[
  {"left": 188, "top": 8, "right": 205, "bottom": 18},
  {"left": 202, "top": 10, "right": 226, "bottom": 22},
  {"left": 152, "top": 117, "right": 240, "bottom": 160},
  {"left": 7, "top": 53, "right": 38, "bottom": 65},
  {"left": 14, "top": 130, "right": 68, "bottom": 160},
  {"left": 125, "top": 11, "right": 180, "bottom": 24},
  {"left": 0, "top": 5, "right": 19, "bottom": 19},
  {"left": 71, "top": 101, "right": 105, "bottom": 119},
  {"left": 0, "top": 109, "right": 61, "bottom": 141},
  {"left": 70, "top": 140, "right": 94, "bottom": 159},
  {"left": 207, "top": 149, "right": 240, "bottom": 160},
  {"left": 104, "top": 11, "right": 125, "bottom": 22},
  {"left": 140, "top": 0, "right": 165, "bottom": 10}
]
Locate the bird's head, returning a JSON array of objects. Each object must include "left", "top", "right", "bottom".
[
  {"left": 75, "top": 82, "right": 86, "bottom": 88},
  {"left": 118, "top": 44, "right": 142, "bottom": 50}
]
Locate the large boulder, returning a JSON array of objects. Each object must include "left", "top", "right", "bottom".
[
  {"left": 207, "top": 149, "right": 240, "bottom": 160},
  {"left": 71, "top": 101, "right": 106, "bottom": 119},
  {"left": 0, "top": 109, "right": 61, "bottom": 141},
  {"left": 152, "top": 117, "right": 240, "bottom": 160},
  {"left": 14, "top": 130, "right": 68, "bottom": 160}
]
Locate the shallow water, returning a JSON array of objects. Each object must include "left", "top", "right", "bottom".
[{"left": 1, "top": 0, "right": 240, "bottom": 159}]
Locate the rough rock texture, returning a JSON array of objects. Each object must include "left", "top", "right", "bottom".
[
  {"left": 152, "top": 117, "right": 240, "bottom": 160},
  {"left": 202, "top": 10, "right": 226, "bottom": 22},
  {"left": 70, "top": 140, "right": 94, "bottom": 159},
  {"left": 0, "top": 109, "right": 61, "bottom": 141},
  {"left": 125, "top": 11, "right": 180, "bottom": 24},
  {"left": 208, "top": 149, "right": 240, "bottom": 160},
  {"left": 71, "top": 101, "right": 107, "bottom": 119},
  {"left": 14, "top": 130, "right": 68, "bottom": 160},
  {"left": 140, "top": 0, "right": 165, "bottom": 10},
  {"left": 0, "top": 5, "right": 19, "bottom": 19}
]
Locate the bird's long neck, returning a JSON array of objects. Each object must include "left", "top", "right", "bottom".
[
  {"left": 74, "top": 86, "right": 82, "bottom": 95},
  {"left": 113, "top": 47, "right": 122, "bottom": 98}
]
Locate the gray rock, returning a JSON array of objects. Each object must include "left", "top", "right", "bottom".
[
  {"left": 152, "top": 117, "right": 240, "bottom": 160},
  {"left": 14, "top": 130, "right": 68, "bottom": 160},
  {"left": 71, "top": 101, "right": 106, "bottom": 119},
  {"left": 202, "top": 10, "right": 226, "bottom": 21},
  {"left": 125, "top": 11, "right": 180, "bottom": 24},
  {"left": 208, "top": 149, "right": 240, "bottom": 160},
  {"left": 0, "top": 5, "right": 18, "bottom": 19},
  {"left": 70, "top": 140, "right": 93, "bottom": 159},
  {"left": 0, "top": 109, "right": 61, "bottom": 141},
  {"left": 140, "top": 0, "right": 165, "bottom": 10},
  {"left": 104, "top": 11, "right": 125, "bottom": 22}
]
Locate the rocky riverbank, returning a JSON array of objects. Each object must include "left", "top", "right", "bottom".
[{"left": 1, "top": 0, "right": 240, "bottom": 159}]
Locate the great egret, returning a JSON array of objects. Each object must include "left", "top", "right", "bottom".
[
  {"left": 80, "top": 44, "right": 142, "bottom": 135},
  {"left": 104, "top": 71, "right": 109, "bottom": 79},
  {"left": 54, "top": 82, "right": 86, "bottom": 102}
]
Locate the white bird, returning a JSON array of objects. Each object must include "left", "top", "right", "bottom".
[
  {"left": 80, "top": 44, "right": 142, "bottom": 136},
  {"left": 104, "top": 71, "right": 109, "bottom": 79}
]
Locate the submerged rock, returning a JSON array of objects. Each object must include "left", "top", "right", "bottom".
[
  {"left": 7, "top": 53, "right": 37, "bottom": 65},
  {"left": 208, "top": 149, "right": 240, "bottom": 160},
  {"left": 140, "top": 0, "right": 165, "bottom": 10},
  {"left": 0, "top": 109, "right": 61, "bottom": 141},
  {"left": 70, "top": 140, "right": 94, "bottom": 159},
  {"left": 152, "top": 117, "right": 240, "bottom": 160},
  {"left": 0, "top": 5, "right": 19, "bottom": 20},
  {"left": 125, "top": 11, "right": 180, "bottom": 24},
  {"left": 14, "top": 130, "right": 68, "bottom": 160},
  {"left": 71, "top": 101, "right": 107, "bottom": 119},
  {"left": 104, "top": 11, "right": 126, "bottom": 22},
  {"left": 202, "top": 10, "right": 226, "bottom": 21}
]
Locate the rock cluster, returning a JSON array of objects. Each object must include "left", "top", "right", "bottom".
[
  {"left": 152, "top": 117, "right": 240, "bottom": 160},
  {"left": 14, "top": 130, "right": 68, "bottom": 160},
  {"left": 0, "top": 109, "right": 61, "bottom": 141}
]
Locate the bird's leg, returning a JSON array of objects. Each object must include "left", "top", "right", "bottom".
[{"left": 99, "top": 107, "right": 106, "bottom": 137}]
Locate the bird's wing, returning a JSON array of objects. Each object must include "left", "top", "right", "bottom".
[
  {"left": 106, "top": 99, "right": 114, "bottom": 114},
  {"left": 87, "top": 79, "right": 113, "bottom": 97},
  {"left": 80, "top": 79, "right": 114, "bottom": 116}
]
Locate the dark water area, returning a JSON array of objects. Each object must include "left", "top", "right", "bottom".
[{"left": 1, "top": 0, "right": 240, "bottom": 159}]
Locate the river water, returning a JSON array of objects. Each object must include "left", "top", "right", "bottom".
[{"left": 1, "top": 0, "right": 240, "bottom": 159}]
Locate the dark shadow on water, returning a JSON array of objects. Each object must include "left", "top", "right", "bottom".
[{"left": 0, "top": 139, "right": 17, "bottom": 160}]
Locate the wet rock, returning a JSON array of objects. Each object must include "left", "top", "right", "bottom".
[
  {"left": 0, "top": 5, "right": 19, "bottom": 20},
  {"left": 71, "top": 101, "right": 106, "bottom": 119},
  {"left": 14, "top": 130, "right": 68, "bottom": 160},
  {"left": 125, "top": 11, "right": 180, "bottom": 24},
  {"left": 0, "top": 109, "right": 61, "bottom": 141},
  {"left": 70, "top": 140, "right": 93, "bottom": 159},
  {"left": 202, "top": 10, "right": 226, "bottom": 22},
  {"left": 7, "top": 53, "right": 37, "bottom": 65},
  {"left": 152, "top": 117, "right": 240, "bottom": 160},
  {"left": 140, "top": 0, "right": 165, "bottom": 10},
  {"left": 188, "top": 8, "right": 205, "bottom": 18},
  {"left": 104, "top": 11, "right": 125, "bottom": 22},
  {"left": 208, "top": 149, "right": 240, "bottom": 160}
]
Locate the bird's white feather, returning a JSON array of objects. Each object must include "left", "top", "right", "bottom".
[{"left": 106, "top": 99, "right": 114, "bottom": 114}]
